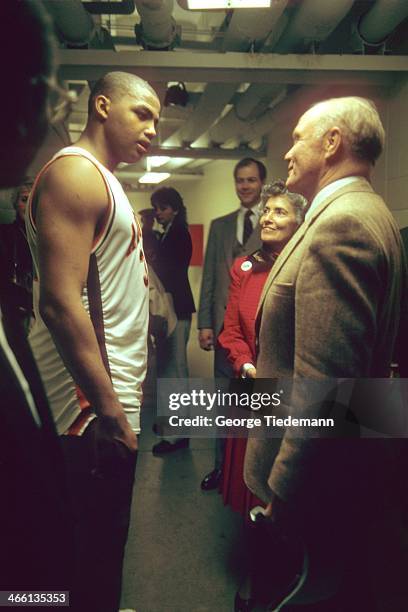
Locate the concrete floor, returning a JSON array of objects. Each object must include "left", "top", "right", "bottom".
[
  {"left": 119, "top": 365, "right": 408, "bottom": 612},
  {"left": 120, "top": 397, "right": 244, "bottom": 612}
]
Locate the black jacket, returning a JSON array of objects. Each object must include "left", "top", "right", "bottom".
[{"left": 153, "top": 222, "right": 195, "bottom": 319}]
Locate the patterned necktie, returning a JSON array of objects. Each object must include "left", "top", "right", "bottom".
[{"left": 243, "top": 209, "right": 253, "bottom": 245}]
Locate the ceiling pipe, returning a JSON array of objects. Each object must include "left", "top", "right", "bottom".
[
  {"left": 230, "top": 85, "right": 327, "bottom": 148},
  {"left": 270, "top": 0, "right": 355, "bottom": 53},
  {"left": 83, "top": 1, "right": 136, "bottom": 14},
  {"left": 163, "top": 2, "right": 288, "bottom": 150},
  {"left": 135, "top": 0, "right": 178, "bottom": 49},
  {"left": 221, "top": 0, "right": 288, "bottom": 52},
  {"left": 43, "top": 0, "right": 95, "bottom": 47},
  {"left": 241, "top": 80, "right": 386, "bottom": 149},
  {"left": 162, "top": 83, "right": 238, "bottom": 147},
  {"left": 358, "top": 0, "right": 408, "bottom": 46},
  {"left": 209, "top": 84, "right": 286, "bottom": 145},
  {"left": 218, "top": 86, "right": 289, "bottom": 145},
  {"left": 196, "top": 0, "right": 354, "bottom": 147}
]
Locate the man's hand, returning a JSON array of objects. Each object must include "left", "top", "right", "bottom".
[
  {"left": 264, "top": 490, "right": 285, "bottom": 522},
  {"left": 246, "top": 366, "right": 257, "bottom": 378},
  {"left": 199, "top": 328, "right": 214, "bottom": 351}
]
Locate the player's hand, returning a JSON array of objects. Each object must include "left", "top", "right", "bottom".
[
  {"left": 97, "top": 408, "right": 138, "bottom": 452},
  {"left": 199, "top": 328, "right": 214, "bottom": 351},
  {"left": 114, "top": 416, "right": 138, "bottom": 452}
]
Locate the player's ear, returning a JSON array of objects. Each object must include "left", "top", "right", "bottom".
[{"left": 94, "top": 94, "right": 111, "bottom": 120}]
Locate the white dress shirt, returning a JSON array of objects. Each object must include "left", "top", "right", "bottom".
[
  {"left": 237, "top": 202, "right": 261, "bottom": 244},
  {"left": 305, "top": 176, "right": 363, "bottom": 222}
]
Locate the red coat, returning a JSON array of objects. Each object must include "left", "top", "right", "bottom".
[
  {"left": 218, "top": 253, "right": 275, "bottom": 376},
  {"left": 217, "top": 251, "right": 275, "bottom": 517}
]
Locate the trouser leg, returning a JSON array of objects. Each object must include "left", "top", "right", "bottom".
[
  {"left": 157, "top": 318, "right": 191, "bottom": 442},
  {"left": 61, "top": 421, "right": 137, "bottom": 612}
]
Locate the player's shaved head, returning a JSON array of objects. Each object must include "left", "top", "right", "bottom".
[{"left": 88, "top": 71, "right": 158, "bottom": 116}]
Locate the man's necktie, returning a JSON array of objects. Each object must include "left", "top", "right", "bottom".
[{"left": 243, "top": 209, "right": 253, "bottom": 245}]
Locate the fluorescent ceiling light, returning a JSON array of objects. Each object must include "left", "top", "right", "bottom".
[
  {"left": 148, "top": 156, "right": 171, "bottom": 168},
  {"left": 187, "top": 0, "right": 271, "bottom": 8},
  {"left": 139, "top": 172, "right": 170, "bottom": 184}
]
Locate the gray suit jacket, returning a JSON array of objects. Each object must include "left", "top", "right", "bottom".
[
  {"left": 245, "top": 178, "right": 407, "bottom": 504},
  {"left": 198, "top": 209, "right": 261, "bottom": 337}
]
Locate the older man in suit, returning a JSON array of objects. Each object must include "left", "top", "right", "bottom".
[
  {"left": 244, "top": 97, "right": 407, "bottom": 610},
  {"left": 198, "top": 157, "right": 265, "bottom": 489}
]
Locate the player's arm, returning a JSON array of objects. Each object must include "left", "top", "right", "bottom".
[{"left": 35, "top": 157, "right": 136, "bottom": 450}]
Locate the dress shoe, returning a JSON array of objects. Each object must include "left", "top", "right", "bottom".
[
  {"left": 200, "top": 468, "right": 221, "bottom": 491},
  {"left": 152, "top": 438, "right": 189, "bottom": 455},
  {"left": 234, "top": 592, "right": 254, "bottom": 612}
]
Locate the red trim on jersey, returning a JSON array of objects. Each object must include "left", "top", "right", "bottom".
[
  {"left": 67, "top": 403, "right": 93, "bottom": 436},
  {"left": 87, "top": 253, "right": 112, "bottom": 379},
  {"left": 75, "top": 385, "right": 90, "bottom": 410},
  {"left": 28, "top": 156, "right": 57, "bottom": 231}
]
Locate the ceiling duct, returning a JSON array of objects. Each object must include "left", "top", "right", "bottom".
[
  {"left": 271, "top": 0, "right": 355, "bottom": 53},
  {"left": 220, "top": 0, "right": 288, "bottom": 52},
  {"left": 235, "top": 85, "right": 329, "bottom": 147},
  {"left": 358, "top": 0, "right": 408, "bottom": 46},
  {"left": 162, "top": 83, "right": 238, "bottom": 147},
  {"left": 249, "top": 82, "right": 387, "bottom": 153},
  {"left": 83, "top": 1, "right": 136, "bottom": 14},
  {"left": 209, "top": 84, "right": 286, "bottom": 144},
  {"left": 161, "top": 2, "right": 288, "bottom": 151},
  {"left": 135, "top": 0, "right": 178, "bottom": 50},
  {"left": 208, "top": 0, "right": 358, "bottom": 146},
  {"left": 218, "top": 86, "right": 288, "bottom": 145},
  {"left": 43, "top": 0, "right": 95, "bottom": 47}
]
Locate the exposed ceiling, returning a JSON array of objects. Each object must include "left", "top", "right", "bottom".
[{"left": 42, "top": 0, "right": 408, "bottom": 189}]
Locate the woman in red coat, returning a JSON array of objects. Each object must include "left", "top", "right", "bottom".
[{"left": 218, "top": 179, "right": 307, "bottom": 611}]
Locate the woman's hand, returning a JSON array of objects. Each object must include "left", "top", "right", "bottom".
[{"left": 246, "top": 366, "right": 257, "bottom": 378}]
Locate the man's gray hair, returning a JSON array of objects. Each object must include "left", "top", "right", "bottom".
[
  {"left": 261, "top": 180, "right": 308, "bottom": 225},
  {"left": 310, "top": 96, "right": 385, "bottom": 165}
]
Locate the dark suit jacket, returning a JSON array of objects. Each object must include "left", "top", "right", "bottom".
[
  {"left": 198, "top": 209, "right": 262, "bottom": 337},
  {"left": 395, "top": 226, "right": 408, "bottom": 376},
  {"left": 153, "top": 221, "right": 195, "bottom": 320}
]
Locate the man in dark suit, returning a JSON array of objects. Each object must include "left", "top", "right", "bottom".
[
  {"left": 244, "top": 97, "right": 408, "bottom": 609},
  {"left": 198, "top": 158, "right": 266, "bottom": 489}
]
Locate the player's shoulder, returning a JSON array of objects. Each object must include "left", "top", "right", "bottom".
[
  {"left": 38, "top": 151, "right": 107, "bottom": 205},
  {"left": 42, "top": 152, "right": 102, "bottom": 185}
]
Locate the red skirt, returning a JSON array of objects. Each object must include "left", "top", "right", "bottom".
[{"left": 220, "top": 436, "right": 264, "bottom": 519}]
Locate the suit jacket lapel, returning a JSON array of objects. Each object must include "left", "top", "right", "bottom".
[
  {"left": 245, "top": 224, "right": 262, "bottom": 254},
  {"left": 256, "top": 178, "right": 374, "bottom": 317},
  {"left": 223, "top": 210, "right": 239, "bottom": 267},
  {"left": 256, "top": 221, "right": 309, "bottom": 315}
]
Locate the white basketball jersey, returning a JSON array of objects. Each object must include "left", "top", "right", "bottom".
[{"left": 26, "top": 146, "right": 149, "bottom": 435}]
